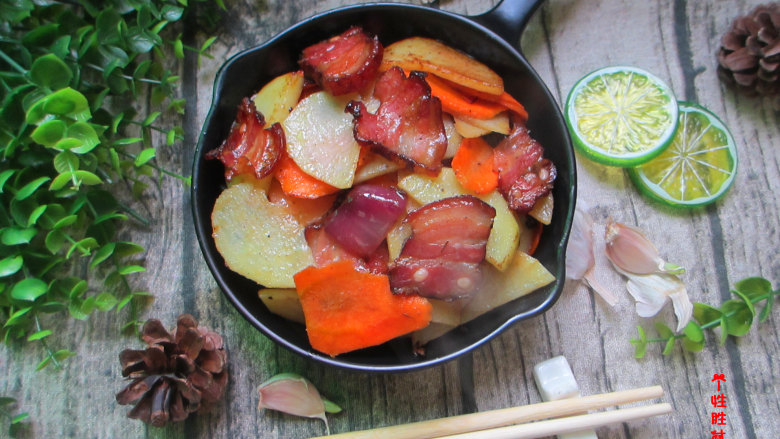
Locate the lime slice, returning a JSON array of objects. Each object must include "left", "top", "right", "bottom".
[
  {"left": 565, "top": 66, "right": 679, "bottom": 167},
  {"left": 628, "top": 101, "right": 738, "bottom": 207}
]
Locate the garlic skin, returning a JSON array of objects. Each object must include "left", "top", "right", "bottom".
[
  {"left": 257, "top": 373, "right": 340, "bottom": 432},
  {"left": 566, "top": 206, "right": 596, "bottom": 280},
  {"left": 619, "top": 268, "right": 693, "bottom": 332},
  {"left": 604, "top": 221, "right": 684, "bottom": 276},
  {"left": 566, "top": 206, "right": 618, "bottom": 306}
]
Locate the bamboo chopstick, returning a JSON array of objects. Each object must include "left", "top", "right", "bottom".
[
  {"left": 438, "top": 402, "right": 672, "bottom": 439},
  {"left": 312, "top": 385, "right": 665, "bottom": 439},
  {"left": 435, "top": 403, "right": 673, "bottom": 439}
]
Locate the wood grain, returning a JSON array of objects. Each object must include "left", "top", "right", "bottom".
[{"left": 1, "top": 1, "right": 777, "bottom": 438}]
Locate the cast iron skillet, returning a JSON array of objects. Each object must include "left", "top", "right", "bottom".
[{"left": 192, "top": 0, "right": 576, "bottom": 372}]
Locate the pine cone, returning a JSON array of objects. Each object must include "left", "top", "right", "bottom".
[
  {"left": 717, "top": 3, "right": 780, "bottom": 109},
  {"left": 116, "top": 315, "right": 228, "bottom": 427}
]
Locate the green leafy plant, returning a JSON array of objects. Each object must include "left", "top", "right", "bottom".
[
  {"left": 630, "top": 277, "right": 778, "bottom": 358},
  {"left": 0, "top": 396, "right": 28, "bottom": 438},
  {"left": 0, "top": 1, "right": 219, "bottom": 369}
]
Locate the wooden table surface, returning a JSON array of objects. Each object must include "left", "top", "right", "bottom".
[{"left": 2, "top": 0, "right": 778, "bottom": 438}]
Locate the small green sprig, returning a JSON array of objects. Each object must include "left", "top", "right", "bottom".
[
  {"left": 0, "top": 396, "right": 28, "bottom": 438},
  {"left": 631, "top": 277, "right": 778, "bottom": 358}
]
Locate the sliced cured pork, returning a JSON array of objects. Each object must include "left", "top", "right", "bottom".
[
  {"left": 300, "top": 27, "right": 383, "bottom": 96},
  {"left": 347, "top": 67, "right": 448, "bottom": 173},
  {"left": 493, "top": 126, "right": 557, "bottom": 214},
  {"left": 205, "top": 98, "right": 283, "bottom": 181},
  {"left": 390, "top": 195, "right": 495, "bottom": 300}
]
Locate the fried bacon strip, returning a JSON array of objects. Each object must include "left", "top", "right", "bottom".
[
  {"left": 299, "top": 27, "right": 383, "bottom": 96},
  {"left": 205, "top": 98, "right": 283, "bottom": 181},
  {"left": 493, "top": 126, "right": 557, "bottom": 214},
  {"left": 347, "top": 67, "right": 448, "bottom": 173},
  {"left": 389, "top": 196, "right": 495, "bottom": 300}
]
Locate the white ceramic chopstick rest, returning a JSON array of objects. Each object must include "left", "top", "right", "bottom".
[{"left": 533, "top": 356, "right": 599, "bottom": 439}]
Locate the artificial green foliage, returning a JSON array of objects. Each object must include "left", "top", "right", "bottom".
[
  {"left": 0, "top": 0, "right": 220, "bottom": 369},
  {"left": 630, "top": 277, "right": 779, "bottom": 358},
  {"left": 0, "top": 396, "right": 28, "bottom": 438}
]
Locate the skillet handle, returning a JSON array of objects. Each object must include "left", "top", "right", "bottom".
[{"left": 470, "top": 0, "right": 544, "bottom": 47}]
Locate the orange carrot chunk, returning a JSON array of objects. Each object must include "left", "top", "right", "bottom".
[
  {"left": 354, "top": 145, "right": 371, "bottom": 170},
  {"left": 527, "top": 221, "right": 544, "bottom": 256},
  {"left": 451, "top": 137, "right": 498, "bottom": 194},
  {"left": 425, "top": 74, "right": 505, "bottom": 120},
  {"left": 495, "top": 91, "right": 529, "bottom": 122},
  {"left": 437, "top": 75, "right": 529, "bottom": 122},
  {"left": 267, "top": 178, "right": 337, "bottom": 226},
  {"left": 294, "top": 260, "right": 432, "bottom": 356},
  {"left": 274, "top": 153, "right": 340, "bottom": 199}
]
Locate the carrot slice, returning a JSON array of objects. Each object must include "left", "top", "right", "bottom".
[
  {"left": 267, "top": 178, "right": 337, "bottom": 226},
  {"left": 274, "top": 153, "right": 340, "bottom": 199},
  {"left": 451, "top": 137, "right": 498, "bottom": 194},
  {"left": 527, "top": 221, "right": 543, "bottom": 256},
  {"left": 425, "top": 74, "right": 505, "bottom": 120},
  {"left": 355, "top": 145, "right": 371, "bottom": 170},
  {"left": 494, "top": 91, "right": 528, "bottom": 122},
  {"left": 294, "top": 260, "right": 432, "bottom": 356},
  {"left": 438, "top": 76, "right": 529, "bottom": 122}
]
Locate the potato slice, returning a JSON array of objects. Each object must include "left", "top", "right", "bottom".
[
  {"left": 212, "top": 179, "right": 314, "bottom": 288},
  {"left": 227, "top": 173, "right": 273, "bottom": 191},
  {"left": 252, "top": 71, "right": 305, "bottom": 125},
  {"left": 442, "top": 114, "right": 463, "bottom": 159},
  {"left": 353, "top": 151, "right": 402, "bottom": 184},
  {"left": 529, "top": 193, "right": 554, "bottom": 225},
  {"left": 461, "top": 252, "right": 555, "bottom": 324},
  {"left": 259, "top": 288, "right": 305, "bottom": 324},
  {"left": 412, "top": 322, "right": 456, "bottom": 347},
  {"left": 397, "top": 166, "right": 463, "bottom": 205},
  {"left": 387, "top": 220, "right": 411, "bottom": 261},
  {"left": 381, "top": 37, "right": 503, "bottom": 96},
  {"left": 453, "top": 117, "right": 490, "bottom": 138},
  {"left": 283, "top": 91, "right": 361, "bottom": 189},
  {"left": 516, "top": 215, "right": 537, "bottom": 254},
  {"left": 480, "top": 191, "right": 520, "bottom": 271},
  {"left": 387, "top": 197, "right": 419, "bottom": 261},
  {"left": 429, "top": 298, "right": 463, "bottom": 326},
  {"left": 455, "top": 112, "right": 510, "bottom": 135}
]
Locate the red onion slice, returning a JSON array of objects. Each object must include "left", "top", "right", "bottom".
[{"left": 323, "top": 184, "right": 407, "bottom": 257}]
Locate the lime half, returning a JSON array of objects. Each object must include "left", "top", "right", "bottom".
[
  {"left": 628, "top": 102, "right": 738, "bottom": 208},
  {"left": 565, "top": 66, "right": 679, "bottom": 167}
]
